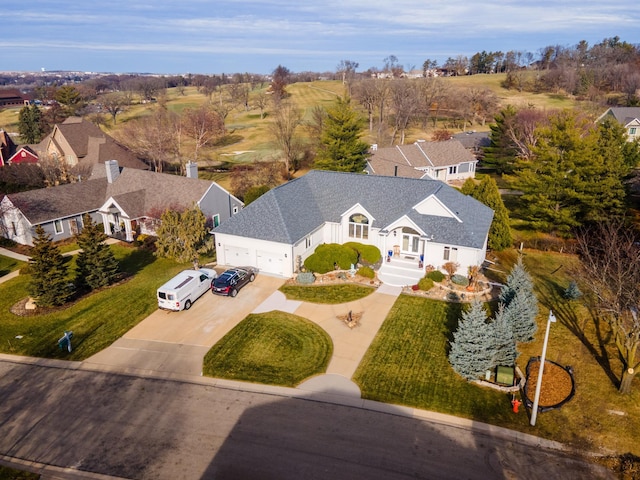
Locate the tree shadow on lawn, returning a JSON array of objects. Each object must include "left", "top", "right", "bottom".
[
  {"left": 535, "top": 273, "right": 619, "bottom": 389},
  {"left": 118, "top": 247, "right": 156, "bottom": 276}
]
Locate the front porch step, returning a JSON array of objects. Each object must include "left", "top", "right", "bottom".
[{"left": 378, "top": 260, "right": 425, "bottom": 287}]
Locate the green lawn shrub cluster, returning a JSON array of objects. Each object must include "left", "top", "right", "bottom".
[
  {"left": 451, "top": 274, "right": 469, "bottom": 286},
  {"left": 426, "top": 270, "right": 445, "bottom": 282},
  {"left": 418, "top": 277, "right": 435, "bottom": 291},
  {"left": 357, "top": 266, "right": 375, "bottom": 279},
  {"left": 343, "top": 242, "right": 381, "bottom": 264},
  {"left": 296, "top": 272, "right": 316, "bottom": 284},
  {"left": 304, "top": 243, "right": 358, "bottom": 273}
]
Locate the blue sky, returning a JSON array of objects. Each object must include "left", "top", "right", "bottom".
[{"left": 2, "top": 1, "right": 639, "bottom": 75}]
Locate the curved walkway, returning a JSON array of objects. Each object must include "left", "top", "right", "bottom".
[{"left": 252, "top": 283, "right": 402, "bottom": 397}]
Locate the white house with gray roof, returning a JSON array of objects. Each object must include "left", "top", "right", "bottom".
[
  {"left": 0, "top": 160, "right": 242, "bottom": 246},
  {"left": 597, "top": 107, "right": 640, "bottom": 142},
  {"left": 365, "top": 139, "right": 477, "bottom": 184},
  {"left": 212, "top": 170, "right": 493, "bottom": 285}
]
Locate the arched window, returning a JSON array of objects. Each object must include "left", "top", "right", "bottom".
[{"left": 349, "top": 213, "right": 369, "bottom": 239}]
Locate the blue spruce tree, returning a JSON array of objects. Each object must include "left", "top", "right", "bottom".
[
  {"left": 491, "top": 303, "right": 517, "bottom": 367},
  {"left": 499, "top": 255, "right": 538, "bottom": 342},
  {"left": 449, "top": 300, "right": 496, "bottom": 380}
]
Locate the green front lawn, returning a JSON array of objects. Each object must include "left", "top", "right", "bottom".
[
  {"left": 203, "top": 312, "right": 333, "bottom": 387},
  {"left": 0, "top": 465, "right": 39, "bottom": 480},
  {"left": 279, "top": 284, "right": 375, "bottom": 304},
  {"left": 353, "top": 296, "right": 528, "bottom": 427},
  {"left": 0, "top": 245, "right": 188, "bottom": 360},
  {"left": 0, "top": 255, "right": 24, "bottom": 277}
]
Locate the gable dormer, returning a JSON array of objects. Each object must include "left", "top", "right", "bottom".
[{"left": 413, "top": 194, "right": 462, "bottom": 222}]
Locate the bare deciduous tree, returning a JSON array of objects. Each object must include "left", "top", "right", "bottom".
[
  {"left": 183, "top": 105, "right": 226, "bottom": 162},
  {"left": 100, "top": 92, "right": 128, "bottom": 125},
  {"left": 269, "top": 101, "right": 303, "bottom": 178},
  {"left": 574, "top": 221, "right": 640, "bottom": 394}
]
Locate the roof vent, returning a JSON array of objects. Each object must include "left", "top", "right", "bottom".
[{"left": 186, "top": 161, "right": 198, "bottom": 179}]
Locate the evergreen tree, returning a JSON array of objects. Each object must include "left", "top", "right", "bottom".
[
  {"left": 491, "top": 303, "right": 517, "bottom": 367},
  {"left": 482, "top": 106, "right": 519, "bottom": 174},
  {"left": 514, "top": 110, "right": 636, "bottom": 234},
  {"left": 314, "top": 96, "right": 370, "bottom": 172},
  {"left": 449, "top": 300, "right": 495, "bottom": 380},
  {"left": 564, "top": 281, "right": 582, "bottom": 300},
  {"left": 155, "top": 206, "right": 208, "bottom": 267},
  {"left": 18, "top": 104, "right": 44, "bottom": 144},
  {"left": 28, "top": 226, "right": 70, "bottom": 307},
  {"left": 465, "top": 176, "right": 513, "bottom": 251},
  {"left": 499, "top": 256, "right": 538, "bottom": 342},
  {"left": 75, "top": 214, "right": 119, "bottom": 290}
]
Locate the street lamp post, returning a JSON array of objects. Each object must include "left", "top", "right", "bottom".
[{"left": 530, "top": 310, "right": 556, "bottom": 426}]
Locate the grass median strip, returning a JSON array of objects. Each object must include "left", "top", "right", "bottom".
[
  {"left": 203, "top": 312, "right": 333, "bottom": 387},
  {"left": 279, "top": 284, "right": 375, "bottom": 304}
]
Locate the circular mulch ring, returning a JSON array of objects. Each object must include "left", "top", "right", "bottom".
[{"left": 523, "top": 357, "right": 576, "bottom": 412}]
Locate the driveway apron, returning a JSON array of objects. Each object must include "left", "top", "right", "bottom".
[{"left": 83, "top": 275, "right": 285, "bottom": 376}]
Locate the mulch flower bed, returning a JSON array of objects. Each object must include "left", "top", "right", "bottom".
[{"left": 524, "top": 359, "right": 575, "bottom": 408}]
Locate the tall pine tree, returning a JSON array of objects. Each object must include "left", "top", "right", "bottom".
[
  {"left": 462, "top": 176, "right": 512, "bottom": 251},
  {"left": 28, "top": 226, "right": 70, "bottom": 307},
  {"left": 18, "top": 104, "right": 44, "bottom": 144},
  {"left": 449, "top": 300, "right": 495, "bottom": 380},
  {"left": 499, "top": 256, "right": 538, "bottom": 343},
  {"left": 314, "top": 96, "right": 370, "bottom": 172},
  {"left": 491, "top": 303, "right": 517, "bottom": 367},
  {"left": 75, "top": 214, "right": 119, "bottom": 290}
]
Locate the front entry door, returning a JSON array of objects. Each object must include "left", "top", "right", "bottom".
[{"left": 402, "top": 234, "right": 420, "bottom": 254}]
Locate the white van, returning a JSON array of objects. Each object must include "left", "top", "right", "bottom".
[{"left": 157, "top": 268, "right": 218, "bottom": 311}]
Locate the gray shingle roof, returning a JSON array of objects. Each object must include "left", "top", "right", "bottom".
[
  {"left": 601, "top": 107, "right": 640, "bottom": 125},
  {"left": 213, "top": 170, "right": 493, "bottom": 249},
  {"left": 7, "top": 165, "right": 218, "bottom": 225},
  {"left": 367, "top": 139, "right": 477, "bottom": 177}
]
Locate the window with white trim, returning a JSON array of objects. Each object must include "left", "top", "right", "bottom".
[
  {"left": 443, "top": 246, "right": 458, "bottom": 261},
  {"left": 232, "top": 206, "right": 239, "bottom": 214},
  {"left": 212, "top": 214, "right": 220, "bottom": 227},
  {"left": 631, "top": 127, "right": 637, "bottom": 135},
  {"left": 448, "top": 165, "right": 457, "bottom": 174},
  {"left": 348, "top": 213, "right": 369, "bottom": 239},
  {"left": 305, "top": 236, "right": 312, "bottom": 249},
  {"left": 53, "top": 219, "right": 63, "bottom": 235}
]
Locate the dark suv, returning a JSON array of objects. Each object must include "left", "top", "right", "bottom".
[{"left": 211, "top": 267, "right": 257, "bottom": 297}]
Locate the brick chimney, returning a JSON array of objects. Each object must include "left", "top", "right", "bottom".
[
  {"left": 186, "top": 161, "right": 198, "bottom": 179},
  {"left": 105, "top": 159, "right": 120, "bottom": 183}
]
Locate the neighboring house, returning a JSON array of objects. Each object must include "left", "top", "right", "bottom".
[
  {"left": 452, "top": 131, "right": 491, "bottom": 159},
  {"left": 0, "top": 160, "right": 243, "bottom": 246},
  {"left": 365, "top": 139, "right": 478, "bottom": 184},
  {"left": 8, "top": 146, "right": 39, "bottom": 165},
  {"left": 0, "top": 130, "right": 16, "bottom": 166},
  {"left": 212, "top": 170, "right": 493, "bottom": 284},
  {"left": 34, "top": 116, "right": 148, "bottom": 175},
  {"left": 597, "top": 107, "right": 640, "bottom": 142},
  {"left": 0, "top": 89, "right": 29, "bottom": 109}
]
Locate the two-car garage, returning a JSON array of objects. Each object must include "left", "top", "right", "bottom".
[{"left": 220, "top": 242, "right": 288, "bottom": 277}]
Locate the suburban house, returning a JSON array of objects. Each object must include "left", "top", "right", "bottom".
[
  {"left": 34, "top": 116, "right": 148, "bottom": 175},
  {"left": 365, "top": 139, "right": 478, "bottom": 184},
  {"left": 597, "top": 107, "right": 640, "bottom": 142},
  {"left": 212, "top": 170, "right": 493, "bottom": 286},
  {"left": 452, "top": 131, "right": 491, "bottom": 158},
  {"left": 0, "top": 160, "right": 243, "bottom": 246},
  {"left": 0, "top": 89, "right": 29, "bottom": 109},
  {"left": 1, "top": 130, "right": 40, "bottom": 166}
]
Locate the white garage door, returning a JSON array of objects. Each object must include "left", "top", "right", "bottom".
[
  {"left": 224, "top": 246, "right": 251, "bottom": 265},
  {"left": 257, "top": 250, "right": 284, "bottom": 276}
]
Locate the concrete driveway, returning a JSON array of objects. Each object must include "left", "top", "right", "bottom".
[{"left": 83, "top": 274, "right": 285, "bottom": 377}]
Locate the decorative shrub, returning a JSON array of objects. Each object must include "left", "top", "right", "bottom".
[
  {"left": 564, "top": 281, "right": 582, "bottom": 300},
  {"left": 357, "top": 266, "right": 375, "bottom": 278},
  {"left": 304, "top": 243, "right": 358, "bottom": 273},
  {"left": 343, "top": 242, "right": 381, "bottom": 264},
  {"left": 426, "top": 270, "right": 445, "bottom": 282},
  {"left": 451, "top": 274, "right": 469, "bottom": 287},
  {"left": 418, "top": 277, "right": 434, "bottom": 291},
  {"left": 19, "top": 263, "right": 33, "bottom": 276},
  {"left": 296, "top": 272, "right": 316, "bottom": 284},
  {"left": 0, "top": 237, "right": 17, "bottom": 248}
]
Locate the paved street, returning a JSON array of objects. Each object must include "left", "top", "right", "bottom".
[{"left": 0, "top": 361, "right": 613, "bottom": 480}]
